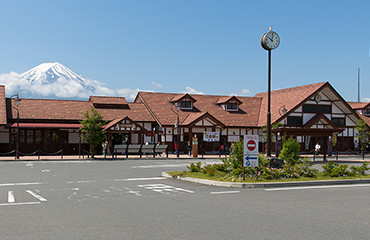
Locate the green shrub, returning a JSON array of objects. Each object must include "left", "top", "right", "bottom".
[
  {"left": 262, "top": 168, "right": 284, "bottom": 180},
  {"left": 202, "top": 164, "right": 217, "bottom": 176},
  {"left": 350, "top": 162, "right": 369, "bottom": 176},
  {"left": 322, "top": 162, "right": 351, "bottom": 177},
  {"left": 187, "top": 162, "right": 202, "bottom": 172},
  {"left": 228, "top": 140, "right": 244, "bottom": 169},
  {"left": 279, "top": 137, "right": 301, "bottom": 165}
]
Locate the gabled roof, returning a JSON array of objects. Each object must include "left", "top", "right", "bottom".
[
  {"left": 170, "top": 93, "right": 197, "bottom": 103},
  {"left": 255, "top": 82, "right": 329, "bottom": 127},
  {"left": 136, "top": 92, "right": 262, "bottom": 127},
  {"left": 303, "top": 113, "right": 341, "bottom": 130},
  {"left": 216, "top": 96, "right": 243, "bottom": 105},
  {"left": 181, "top": 112, "right": 225, "bottom": 127},
  {"left": 347, "top": 102, "right": 370, "bottom": 110}
]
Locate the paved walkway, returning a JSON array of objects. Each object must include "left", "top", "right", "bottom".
[{"left": 0, "top": 153, "right": 368, "bottom": 163}]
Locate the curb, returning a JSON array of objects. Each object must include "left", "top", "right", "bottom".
[{"left": 161, "top": 172, "right": 370, "bottom": 188}]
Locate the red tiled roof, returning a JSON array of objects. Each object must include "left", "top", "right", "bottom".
[
  {"left": 7, "top": 98, "right": 154, "bottom": 123},
  {"left": 137, "top": 92, "right": 262, "bottom": 127},
  {"left": 170, "top": 93, "right": 197, "bottom": 103},
  {"left": 348, "top": 102, "right": 370, "bottom": 110},
  {"left": 216, "top": 96, "right": 242, "bottom": 105},
  {"left": 8, "top": 123, "right": 82, "bottom": 128},
  {"left": 0, "top": 86, "right": 7, "bottom": 125},
  {"left": 255, "top": 82, "right": 328, "bottom": 127},
  {"left": 89, "top": 96, "right": 128, "bottom": 105}
]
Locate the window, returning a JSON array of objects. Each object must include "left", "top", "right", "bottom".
[
  {"left": 36, "top": 130, "right": 42, "bottom": 144},
  {"left": 364, "top": 108, "right": 370, "bottom": 116},
  {"left": 332, "top": 118, "right": 345, "bottom": 127},
  {"left": 287, "top": 116, "right": 303, "bottom": 126},
  {"left": 318, "top": 105, "right": 331, "bottom": 113},
  {"left": 179, "top": 101, "right": 192, "bottom": 109},
  {"left": 303, "top": 104, "right": 316, "bottom": 113},
  {"left": 303, "top": 104, "right": 331, "bottom": 114},
  {"left": 19, "top": 130, "right": 25, "bottom": 144},
  {"left": 27, "top": 130, "right": 34, "bottom": 144},
  {"left": 226, "top": 103, "right": 238, "bottom": 111},
  {"left": 60, "top": 131, "right": 68, "bottom": 144}
]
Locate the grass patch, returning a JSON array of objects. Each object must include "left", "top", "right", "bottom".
[{"left": 167, "top": 171, "right": 370, "bottom": 183}]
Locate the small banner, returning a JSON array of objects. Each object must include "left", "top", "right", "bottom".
[{"left": 203, "top": 132, "right": 220, "bottom": 142}]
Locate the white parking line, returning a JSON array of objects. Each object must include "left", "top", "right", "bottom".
[
  {"left": 8, "top": 191, "right": 15, "bottom": 203},
  {"left": 0, "top": 202, "right": 40, "bottom": 206},
  {"left": 26, "top": 190, "right": 47, "bottom": 202},
  {"left": 211, "top": 191, "right": 240, "bottom": 195},
  {"left": 0, "top": 182, "right": 47, "bottom": 187},
  {"left": 265, "top": 183, "right": 370, "bottom": 191},
  {"left": 119, "top": 177, "right": 166, "bottom": 181}
]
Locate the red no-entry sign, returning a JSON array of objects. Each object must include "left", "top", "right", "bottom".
[
  {"left": 247, "top": 140, "right": 256, "bottom": 151},
  {"left": 244, "top": 135, "right": 259, "bottom": 156}
]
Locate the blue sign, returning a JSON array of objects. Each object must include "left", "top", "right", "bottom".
[{"left": 244, "top": 155, "right": 258, "bottom": 167}]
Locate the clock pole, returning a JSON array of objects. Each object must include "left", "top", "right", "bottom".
[
  {"left": 267, "top": 49, "right": 272, "bottom": 157},
  {"left": 261, "top": 28, "right": 280, "bottom": 158}
]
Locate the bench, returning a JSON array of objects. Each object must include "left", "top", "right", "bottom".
[
  {"left": 113, "top": 144, "right": 128, "bottom": 158},
  {"left": 140, "top": 144, "right": 156, "bottom": 158},
  {"left": 112, "top": 144, "right": 168, "bottom": 158},
  {"left": 154, "top": 144, "right": 168, "bottom": 158}
]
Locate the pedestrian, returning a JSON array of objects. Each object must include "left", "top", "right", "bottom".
[
  {"left": 187, "top": 141, "right": 192, "bottom": 156},
  {"left": 102, "top": 141, "right": 108, "bottom": 158},
  {"left": 315, "top": 143, "right": 321, "bottom": 155}
]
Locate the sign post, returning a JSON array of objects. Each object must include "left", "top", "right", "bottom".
[{"left": 243, "top": 135, "right": 259, "bottom": 180}]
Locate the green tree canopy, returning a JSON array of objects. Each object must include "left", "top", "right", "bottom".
[
  {"left": 80, "top": 107, "right": 108, "bottom": 157},
  {"left": 355, "top": 118, "right": 369, "bottom": 152}
]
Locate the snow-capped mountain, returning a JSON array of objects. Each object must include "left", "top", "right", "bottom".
[{"left": 20, "top": 62, "right": 95, "bottom": 92}]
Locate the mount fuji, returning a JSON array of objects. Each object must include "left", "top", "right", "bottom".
[
  {"left": 20, "top": 62, "right": 96, "bottom": 93},
  {"left": 0, "top": 62, "right": 146, "bottom": 100}
]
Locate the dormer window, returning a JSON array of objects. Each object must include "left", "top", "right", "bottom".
[
  {"left": 179, "top": 101, "right": 192, "bottom": 109},
  {"left": 226, "top": 103, "right": 238, "bottom": 111},
  {"left": 171, "top": 93, "right": 197, "bottom": 110},
  {"left": 217, "top": 96, "right": 242, "bottom": 112}
]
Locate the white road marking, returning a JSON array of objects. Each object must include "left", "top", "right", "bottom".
[
  {"left": 211, "top": 191, "right": 240, "bottom": 195},
  {"left": 0, "top": 202, "right": 40, "bottom": 207},
  {"left": 119, "top": 177, "right": 166, "bottom": 181},
  {"left": 0, "top": 182, "right": 47, "bottom": 187},
  {"left": 265, "top": 183, "right": 370, "bottom": 192},
  {"left": 138, "top": 184, "right": 194, "bottom": 194},
  {"left": 8, "top": 191, "right": 15, "bottom": 203},
  {"left": 26, "top": 190, "right": 47, "bottom": 202},
  {"left": 132, "top": 164, "right": 189, "bottom": 169}
]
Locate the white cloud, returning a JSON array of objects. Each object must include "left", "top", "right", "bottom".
[
  {"left": 151, "top": 81, "right": 163, "bottom": 89},
  {"left": 229, "top": 89, "right": 251, "bottom": 96},
  {"left": 362, "top": 97, "right": 370, "bottom": 102},
  {"left": 183, "top": 87, "right": 204, "bottom": 95}
]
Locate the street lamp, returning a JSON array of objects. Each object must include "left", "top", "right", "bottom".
[
  {"left": 10, "top": 94, "right": 21, "bottom": 159},
  {"left": 171, "top": 105, "right": 180, "bottom": 158}
]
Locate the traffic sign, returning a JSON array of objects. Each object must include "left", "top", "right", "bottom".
[
  {"left": 244, "top": 155, "right": 258, "bottom": 167},
  {"left": 244, "top": 135, "right": 259, "bottom": 155}
]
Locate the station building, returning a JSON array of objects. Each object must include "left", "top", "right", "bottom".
[{"left": 0, "top": 81, "right": 368, "bottom": 156}]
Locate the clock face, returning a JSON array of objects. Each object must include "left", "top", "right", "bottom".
[{"left": 262, "top": 31, "right": 280, "bottom": 50}]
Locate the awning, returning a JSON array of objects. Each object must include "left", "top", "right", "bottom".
[{"left": 7, "top": 123, "right": 82, "bottom": 129}]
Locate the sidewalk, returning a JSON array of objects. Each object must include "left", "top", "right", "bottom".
[
  {"left": 0, "top": 153, "right": 368, "bottom": 162},
  {"left": 0, "top": 153, "right": 227, "bottom": 161}
]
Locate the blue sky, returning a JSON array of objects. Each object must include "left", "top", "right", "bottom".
[{"left": 0, "top": 0, "right": 369, "bottom": 101}]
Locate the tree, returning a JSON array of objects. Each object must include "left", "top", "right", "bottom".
[
  {"left": 279, "top": 137, "right": 301, "bottom": 165},
  {"left": 355, "top": 118, "right": 369, "bottom": 158},
  {"left": 80, "top": 107, "right": 108, "bottom": 158}
]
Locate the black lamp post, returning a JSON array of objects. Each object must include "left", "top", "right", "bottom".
[
  {"left": 10, "top": 94, "right": 21, "bottom": 159},
  {"left": 171, "top": 106, "right": 180, "bottom": 158}
]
